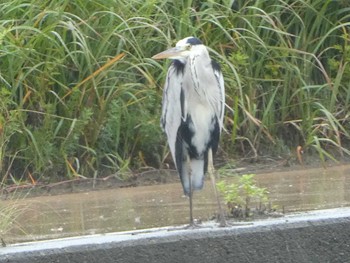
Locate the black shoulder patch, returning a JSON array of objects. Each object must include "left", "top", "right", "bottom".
[
  {"left": 186, "top": 37, "right": 202, "bottom": 45},
  {"left": 210, "top": 117, "right": 221, "bottom": 155},
  {"left": 180, "top": 87, "right": 185, "bottom": 118},
  {"left": 211, "top": 59, "right": 221, "bottom": 72},
  {"left": 172, "top": 60, "right": 185, "bottom": 75}
]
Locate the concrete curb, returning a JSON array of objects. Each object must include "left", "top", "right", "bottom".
[{"left": 1, "top": 207, "right": 350, "bottom": 263}]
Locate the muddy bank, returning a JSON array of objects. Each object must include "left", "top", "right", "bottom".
[
  {"left": 2, "top": 157, "right": 346, "bottom": 199},
  {"left": 1, "top": 207, "right": 350, "bottom": 263},
  {"left": 2, "top": 163, "right": 350, "bottom": 244}
]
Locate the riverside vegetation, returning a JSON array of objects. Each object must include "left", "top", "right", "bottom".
[{"left": 1, "top": 0, "right": 350, "bottom": 185}]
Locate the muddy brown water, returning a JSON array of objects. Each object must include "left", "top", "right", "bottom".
[{"left": 2, "top": 164, "right": 350, "bottom": 243}]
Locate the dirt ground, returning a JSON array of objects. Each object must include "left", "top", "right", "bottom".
[
  {"left": 1, "top": 155, "right": 350, "bottom": 262},
  {"left": 1, "top": 153, "right": 347, "bottom": 200}
]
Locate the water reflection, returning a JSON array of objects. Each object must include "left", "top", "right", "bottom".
[{"left": 2, "top": 164, "right": 350, "bottom": 243}]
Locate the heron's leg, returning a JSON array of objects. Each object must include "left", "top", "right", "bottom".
[
  {"left": 208, "top": 149, "right": 227, "bottom": 227},
  {"left": 187, "top": 161, "right": 194, "bottom": 226},
  {"left": 189, "top": 174, "right": 194, "bottom": 226}
]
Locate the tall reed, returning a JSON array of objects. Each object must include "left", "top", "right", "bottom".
[{"left": 0, "top": 0, "right": 349, "bottom": 183}]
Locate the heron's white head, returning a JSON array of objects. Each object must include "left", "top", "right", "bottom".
[{"left": 152, "top": 37, "right": 207, "bottom": 64}]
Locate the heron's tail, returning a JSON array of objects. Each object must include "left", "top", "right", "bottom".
[{"left": 180, "top": 157, "right": 208, "bottom": 196}]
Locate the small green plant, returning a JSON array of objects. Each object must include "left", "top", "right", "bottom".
[{"left": 217, "top": 174, "right": 269, "bottom": 218}]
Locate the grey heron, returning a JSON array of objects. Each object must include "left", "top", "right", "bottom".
[{"left": 152, "top": 36, "right": 226, "bottom": 226}]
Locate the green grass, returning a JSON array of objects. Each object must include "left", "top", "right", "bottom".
[
  {"left": 0, "top": 197, "right": 26, "bottom": 245},
  {"left": 0, "top": 0, "right": 350, "bottom": 184}
]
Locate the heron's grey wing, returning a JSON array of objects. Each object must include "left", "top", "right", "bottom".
[
  {"left": 161, "top": 63, "right": 185, "bottom": 170},
  {"left": 211, "top": 60, "right": 225, "bottom": 131}
]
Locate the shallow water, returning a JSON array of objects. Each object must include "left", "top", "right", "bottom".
[{"left": 2, "top": 164, "right": 350, "bottom": 243}]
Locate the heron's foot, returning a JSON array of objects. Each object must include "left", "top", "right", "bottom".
[
  {"left": 218, "top": 218, "right": 228, "bottom": 227},
  {"left": 185, "top": 218, "right": 204, "bottom": 229},
  {"left": 218, "top": 213, "right": 229, "bottom": 227}
]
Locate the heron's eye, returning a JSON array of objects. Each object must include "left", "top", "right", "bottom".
[{"left": 186, "top": 44, "right": 192, "bottom": 50}]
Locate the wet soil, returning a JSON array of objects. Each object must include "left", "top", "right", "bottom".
[
  {"left": 1, "top": 155, "right": 343, "bottom": 199},
  {"left": 1, "top": 154, "right": 350, "bottom": 263},
  {"left": 2, "top": 154, "right": 350, "bottom": 244}
]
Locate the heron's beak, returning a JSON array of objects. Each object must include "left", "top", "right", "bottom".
[{"left": 152, "top": 47, "right": 185, "bottom": 60}]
